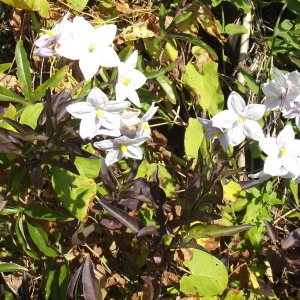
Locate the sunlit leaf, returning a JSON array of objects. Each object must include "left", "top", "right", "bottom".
[
  {"left": 225, "top": 23, "right": 248, "bottom": 35},
  {"left": 179, "top": 248, "right": 228, "bottom": 296},
  {"left": 156, "top": 74, "right": 177, "bottom": 104},
  {"left": 19, "top": 103, "right": 44, "bottom": 130},
  {"left": 66, "top": 0, "right": 88, "bottom": 11},
  {"left": 0, "top": 86, "right": 27, "bottom": 105},
  {"left": 0, "top": 63, "right": 11, "bottom": 73},
  {"left": 1, "top": 0, "right": 50, "bottom": 17},
  {"left": 51, "top": 167, "right": 96, "bottom": 221},
  {"left": 0, "top": 263, "right": 28, "bottom": 272}
]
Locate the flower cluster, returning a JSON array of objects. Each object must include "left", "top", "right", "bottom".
[
  {"left": 199, "top": 74, "right": 300, "bottom": 182},
  {"left": 35, "top": 13, "right": 156, "bottom": 166}
]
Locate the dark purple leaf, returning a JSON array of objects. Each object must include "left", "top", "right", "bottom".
[
  {"left": 239, "top": 180, "right": 263, "bottom": 190},
  {"left": 186, "top": 172, "right": 201, "bottom": 205},
  {"left": 94, "top": 199, "right": 143, "bottom": 234},
  {"left": 263, "top": 220, "right": 278, "bottom": 246},
  {"left": 82, "top": 255, "right": 103, "bottom": 300},
  {"left": 66, "top": 264, "right": 83, "bottom": 300},
  {"left": 2, "top": 117, "right": 33, "bottom": 134},
  {"left": 137, "top": 226, "right": 160, "bottom": 237},
  {"left": 119, "top": 189, "right": 151, "bottom": 203},
  {"left": 281, "top": 228, "right": 300, "bottom": 250},
  {"left": 40, "top": 154, "right": 79, "bottom": 175},
  {"left": 57, "top": 97, "right": 83, "bottom": 121},
  {"left": 71, "top": 224, "right": 102, "bottom": 245},
  {"left": 140, "top": 276, "right": 154, "bottom": 300},
  {"left": 124, "top": 159, "right": 142, "bottom": 182},
  {"left": 100, "top": 218, "right": 123, "bottom": 230},
  {"left": 99, "top": 158, "right": 117, "bottom": 190},
  {"left": 257, "top": 278, "right": 275, "bottom": 297}
]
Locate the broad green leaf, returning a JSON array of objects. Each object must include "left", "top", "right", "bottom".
[
  {"left": 0, "top": 103, "right": 16, "bottom": 130},
  {"left": 182, "top": 61, "right": 224, "bottom": 115},
  {"left": 184, "top": 118, "right": 205, "bottom": 167},
  {"left": 179, "top": 248, "right": 228, "bottom": 296},
  {"left": 0, "top": 206, "right": 23, "bottom": 215},
  {"left": 0, "top": 263, "right": 28, "bottom": 272},
  {"left": 186, "top": 224, "right": 253, "bottom": 241},
  {"left": 0, "top": 86, "right": 27, "bottom": 105},
  {"left": 225, "top": 24, "right": 247, "bottom": 35},
  {"left": 1, "top": 0, "right": 50, "bottom": 18},
  {"left": 66, "top": 0, "right": 88, "bottom": 11},
  {"left": 0, "top": 63, "right": 11, "bottom": 73},
  {"left": 24, "top": 205, "right": 74, "bottom": 222},
  {"left": 15, "top": 40, "right": 32, "bottom": 101},
  {"left": 156, "top": 74, "right": 177, "bottom": 104},
  {"left": 31, "top": 66, "right": 69, "bottom": 102},
  {"left": 74, "top": 144, "right": 101, "bottom": 179},
  {"left": 222, "top": 180, "right": 241, "bottom": 204},
  {"left": 26, "top": 217, "right": 60, "bottom": 257},
  {"left": 169, "top": 33, "right": 217, "bottom": 59},
  {"left": 19, "top": 103, "right": 44, "bottom": 129},
  {"left": 52, "top": 167, "right": 96, "bottom": 221},
  {"left": 135, "top": 161, "right": 175, "bottom": 198},
  {"left": 224, "top": 289, "right": 245, "bottom": 300}
]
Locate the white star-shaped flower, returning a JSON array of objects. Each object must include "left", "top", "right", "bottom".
[
  {"left": 259, "top": 124, "right": 300, "bottom": 178},
  {"left": 211, "top": 91, "right": 266, "bottom": 146},
  {"left": 261, "top": 67, "right": 300, "bottom": 111},
  {"left": 56, "top": 17, "right": 120, "bottom": 80},
  {"left": 66, "top": 87, "right": 129, "bottom": 139},
  {"left": 94, "top": 135, "right": 148, "bottom": 166},
  {"left": 198, "top": 117, "right": 230, "bottom": 152},
  {"left": 282, "top": 102, "right": 300, "bottom": 129},
  {"left": 115, "top": 50, "right": 147, "bottom": 107}
]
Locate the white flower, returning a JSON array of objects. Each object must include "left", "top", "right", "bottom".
[
  {"left": 115, "top": 50, "right": 147, "bottom": 107},
  {"left": 261, "top": 67, "right": 300, "bottom": 111},
  {"left": 259, "top": 124, "right": 300, "bottom": 178},
  {"left": 94, "top": 135, "right": 148, "bottom": 166},
  {"left": 136, "top": 102, "right": 158, "bottom": 137},
  {"left": 211, "top": 91, "right": 266, "bottom": 146},
  {"left": 66, "top": 87, "right": 129, "bottom": 139},
  {"left": 34, "top": 12, "right": 72, "bottom": 52},
  {"left": 56, "top": 17, "right": 120, "bottom": 80},
  {"left": 282, "top": 102, "right": 300, "bottom": 129},
  {"left": 198, "top": 117, "right": 230, "bottom": 152}
]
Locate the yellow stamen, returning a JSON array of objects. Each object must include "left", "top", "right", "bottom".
[
  {"left": 142, "top": 123, "right": 149, "bottom": 131},
  {"left": 96, "top": 109, "right": 103, "bottom": 118},
  {"left": 122, "top": 77, "right": 131, "bottom": 85},
  {"left": 120, "top": 144, "right": 127, "bottom": 153},
  {"left": 280, "top": 147, "right": 287, "bottom": 155},
  {"left": 45, "top": 30, "right": 56, "bottom": 37},
  {"left": 213, "top": 129, "right": 221, "bottom": 137},
  {"left": 237, "top": 116, "right": 244, "bottom": 123},
  {"left": 89, "top": 44, "right": 96, "bottom": 51}
]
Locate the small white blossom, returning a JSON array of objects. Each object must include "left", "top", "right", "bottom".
[
  {"left": 261, "top": 67, "right": 300, "bottom": 111},
  {"left": 259, "top": 124, "right": 300, "bottom": 178},
  {"left": 66, "top": 87, "right": 129, "bottom": 139},
  {"left": 115, "top": 50, "right": 147, "bottom": 107},
  {"left": 281, "top": 102, "right": 300, "bottom": 129},
  {"left": 198, "top": 117, "right": 230, "bottom": 152},
  {"left": 56, "top": 17, "right": 120, "bottom": 80},
  {"left": 211, "top": 91, "right": 266, "bottom": 146},
  {"left": 94, "top": 135, "right": 148, "bottom": 166}
]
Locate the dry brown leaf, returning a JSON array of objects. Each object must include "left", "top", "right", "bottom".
[
  {"left": 198, "top": 4, "right": 226, "bottom": 43},
  {"left": 0, "top": 74, "right": 22, "bottom": 93}
]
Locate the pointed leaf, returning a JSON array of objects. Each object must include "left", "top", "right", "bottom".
[
  {"left": 82, "top": 255, "right": 103, "bottom": 300},
  {"left": 263, "top": 220, "right": 278, "bottom": 246},
  {"left": 156, "top": 74, "right": 177, "bottom": 104},
  {"left": 281, "top": 228, "right": 300, "bottom": 250},
  {"left": 0, "top": 86, "right": 27, "bottom": 105},
  {"left": 95, "top": 199, "right": 143, "bottom": 233},
  {"left": 0, "top": 63, "right": 11, "bottom": 73},
  {"left": 0, "top": 263, "right": 28, "bottom": 272},
  {"left": 15, "top": 40, "right": 32, "bottom": 101},
  {"left": 66, "top": 265, "right": 83, "bottom": 300}
]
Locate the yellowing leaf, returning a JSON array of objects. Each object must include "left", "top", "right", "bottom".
[
  {"left": 221, "top": 180, "right": 241, "bottom": 205},
  {"left": 118, "top": 24, "right": 155, "bottom": 43},
  {"left": 1, "top": 0, "right": 50, "bottom": 18}
]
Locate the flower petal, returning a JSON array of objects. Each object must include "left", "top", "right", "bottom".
[
  {"left": 66, "top": 102, "right": 95, "bottom": 119},
  {"left": 227, "top": 91, "right": 246, "bottom": 114},
  {"left": 244, "top": 104, "right": 266, "bottom": 120},
  {"left": 79, "top": 53, "right": 101, "bottom": 80},
  {"left": 227, "top": 124, "right": 245, "bottom": 146},
  {"left": 243, "top": 119, "right": 264, "bottom": 141},
  {"left": 259, "top": 138, "right": 278, "bottom": 155},
  {"left": 211, "top": 110, "right": 237, "bottom": 128},
  {"left": 126, "top": 145, "right": 143, "bottom": 160},
  {"left": 94, "top": 139, "right": 114, "bottom": 151}
]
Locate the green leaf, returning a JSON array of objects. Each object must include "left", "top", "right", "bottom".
[
  {"left": 238, "top": 68, "right": 260, "bottom": 94},
  {"left": 19, "top": 103, "right": 44, "bottom": 129},
  {"left": 0, "top": 103, "right": 16, "bottom": 131},
  {"left": 15, "top": 40, "right": 32, "bottom": 101},
  {"left": 51, "top": 167, "right": 96, "bottom": 221},
  {"left": 287, "top": 0, "right": 300, "bottom": 14},
  {"left": 179, "top": 249, "right": 228, "bottom": 296},
  {"left": 46, "top": 261, "right": 70, "bottom": 300},
  {"left": 159, "top": 3, "right": 166, "bottom": 33},
  {"left": 66, "top": 0, "right": 89, "bottom": 11},
  {"left": 156, "top": 74, "right": 177, "bottom": 104},
  {"left": 31, "top": 66, "right": 69, "bottom": 102},
  {"left": 0, "top": 263, "right": 28, "bottom": 273},
  {"left": 15, "top": 216, "right": 39, "bottom": 259},
  {"left": 169, "top": 33, "right": 217, "bottom": 59},
  {"left": 185, "top": 224, "right": 253, "bottom": 241},
  {"left": 145, "top": 63, "right": 174, "bottom": 79},
  {"left": 24, "top": 205, "right": 74, "bottom": 222},
  {"left": 182, "top": 61, "right": 224, "bottom": 115},
  {"left": 0, "top": 63, "right": 11, "bottom": 73},
  {"left": 184, "top": 118, "right": 205, "bottom": 167},
  {"left": 26, "top": 217, "right": 60, "bottom": 257},
  {"left": 0, "top": 86, "right": 27, "bottom": 105},
  {"left": 225, "top": 23, "right": 248, "bottom": 35},
  {"left": 1, "top": 0, "right": 50, "bottom": 18},
  {"left": 224, "top": 0, "right": 250, "bottom": 12}
]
